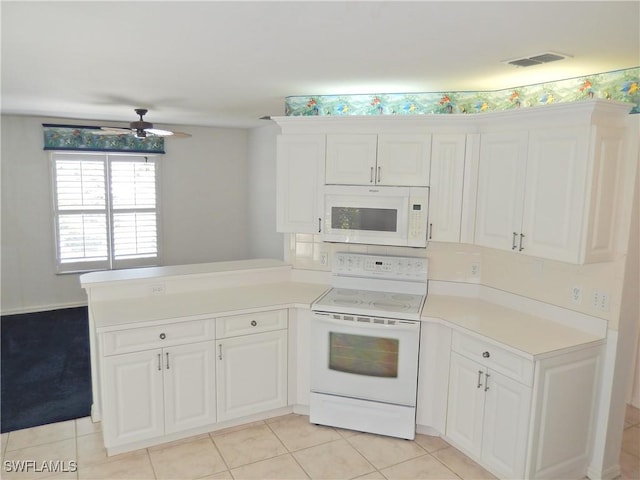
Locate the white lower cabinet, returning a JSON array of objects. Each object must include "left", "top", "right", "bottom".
[
  {"left": 216, "top": 330, "right": 288, "bottom": 421},
  {"left": 102, "top": 341, "right": 217, "bottom": 448},
  {"left": 100, "top": 309, "right": 288, "bottom": 453},
  {"left": 447, "top": 351, "right": 531, "bottom": 479},
  {"left": 216, "top": 310, "right": 288, "bottom": 422},
  {"left": 445, "top": 331, "right": 603, "bottom": 479}
]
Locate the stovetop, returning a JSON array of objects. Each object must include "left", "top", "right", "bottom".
[
  {"left": 312, "top": 287, "right": 425, "bottom": 321},
  {"left": 311, "top": 253, "right": 428, "bottom": 321}
]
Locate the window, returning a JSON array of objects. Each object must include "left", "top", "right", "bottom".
[{"left": 51, "top": 152, "right": 160, "bottom": 273}]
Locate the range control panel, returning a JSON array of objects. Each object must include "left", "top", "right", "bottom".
[{"left": 333, "top": 252, "right": 428, "bottom": 281}]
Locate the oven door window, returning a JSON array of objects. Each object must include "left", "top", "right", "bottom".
[
  {"left": 331, "top": 207, "right": 398, "bottom": 232},
  {"left": 329, "top": 332, "right": 398, "bottom": 378}
]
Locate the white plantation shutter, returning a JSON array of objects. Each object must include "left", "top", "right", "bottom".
[
  {"left": 110, "top": 158, "right": 158, "bottom": 268},
  {"left": 52, "top": 153, "right": 160, "bottom": 272}
]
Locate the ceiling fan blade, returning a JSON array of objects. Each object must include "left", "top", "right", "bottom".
[
  {"left": 92, "top": 127, "right": 132, "bottom": 136},
  {"left": 145, "top": 128, "right": 174, "bottom": 137},
  {"left": 169, "top": 131, "right": 192, "bottom": 138}
]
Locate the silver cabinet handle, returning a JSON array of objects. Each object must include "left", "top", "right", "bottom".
[
  {"left": 251, "top": 320, "right": 257, "bottom": 327},
  {"left": 159, "top": 333, "right": 166, "bottom": 340},
  {"left": 218, "top": 344, "right": 223, "bottom": 360},
  {"left": 519, "top": 233, "right": 525, "bottom": 252},
  {"left": 166, "top": 352, "right": 170, "bottom": 369},
  {"left": 377, "top": 166, "right": 381, "bottom": 183},
  {"left": 482, "top": 351, "right": 490, "bottom": 358},
  {"left": 157, "top": 353, "right": 162, "bottom": 371},
  {"left": 512, "top": 232, "right": 518, "bottom": 250},
  {"left": 370, "top": 167, "right": 374, "bottom": 183},
  {"left": 429, "top": 223, "right": 433, "bottom": 240},
  {"left": 484, "top": 373, "right": 490, "bottom": 392},
  {"left": 477, "top": 370, "right": 483, "bottom": 388},
  {"left": 318, "top": 217, "right": 321, "bottom": 233}
]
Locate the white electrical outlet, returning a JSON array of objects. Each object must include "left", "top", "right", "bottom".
[
  {"left": 592, "top": 289, "right": 611, "bottom": 311},
  {"left": 470, "top": 263, "right": 480, "bottom": 278},
  {"left": 570, "top": 285, "right": 582, "bottom": 305},
  {"left": 592, "top": 290, "right": 600, "bottom": 309},
  {"left": 320, "top": 252, "right": 329, "bottom": 266}
]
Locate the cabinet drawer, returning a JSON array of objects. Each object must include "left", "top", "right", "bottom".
[
  {"left": 216, "top": 309, "right": 287, "bottom": 339},
  {"left": 102, "top": 319, "right": 215, "bottom": 356},
  {"left": 451, "top": 331, "right": 534, "bottom": 386}
]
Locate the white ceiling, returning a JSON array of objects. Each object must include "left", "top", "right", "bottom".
[{"left": 2, "top": 1, "right": 639, "bottom": 129}]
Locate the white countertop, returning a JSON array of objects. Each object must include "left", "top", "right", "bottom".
[
  {"left": 421, "top": 294, "right": 604, "bottom": 359},
  {"left": 84, "top": 260, "right": 605, "bottom": 359},
  {"left": 92, "top": 281, "right": 329, "bottom": 331},
  {"left": 81, "top": 258, "right": 289, "bottom": 287}
]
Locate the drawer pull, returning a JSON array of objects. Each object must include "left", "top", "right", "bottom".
[
  {"left": 251, "top": 320, "right": 257, "bottom": 327},
  {"left": 477, "top": 370, "right": 483, "bottom": 388},
  {"left": 157, "top": 354, "right": 162, "bottom": 371},
  {"left": 482, "top": 351, "right": 490, "bottom": 358},
  {"left": 484, "top": 373, "right": 490, "bottom": 392},
  {"left": 159, "top": 333, "right": 166, "bottom": 340}
]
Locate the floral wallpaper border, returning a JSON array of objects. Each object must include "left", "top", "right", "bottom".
[
  {"left": 285, "top": 67, "right": 639, "bottom": 117},
  {"left": 43, "top": 124, "right": 165, "bottom": 154}
]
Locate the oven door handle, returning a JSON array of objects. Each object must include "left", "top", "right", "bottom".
[{"left": 311, "top": 312, "right": 420, "bottom": 332}]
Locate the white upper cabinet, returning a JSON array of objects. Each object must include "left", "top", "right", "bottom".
[
  {"left": 326, "top": 133, "right": 431, "bottom": 186},
  {"left": 474, "top": 131, "right": 529, "bottom": 252},
  {"left": 428, "top": 134, "right": 467, "bottom": 242},
  {"left": 521, "top": 127, "right": 590, "bottom": 261},
  {"left": 325, "top": 134, "right": 377, "bottom": 184},
  {"left": 377, "top": 134, "right": 432, "bottom": 186},
  {"left": 276, "top": 134, "right": 325, "bottom": 234},
  {"left": 474, "top": 113, "right": 628, "bottom": 264}
]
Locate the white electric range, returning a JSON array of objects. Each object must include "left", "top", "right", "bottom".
[{"left": 309, "top": 252, "right": 428, "bottom": 440}]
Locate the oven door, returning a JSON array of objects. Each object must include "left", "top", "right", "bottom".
[{"left": 310, "top": 312, "right": 420, "bottom": 406}]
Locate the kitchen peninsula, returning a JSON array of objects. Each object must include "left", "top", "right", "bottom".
[{"left": 82, "top": 259, "right": 607, "bottom": 479}]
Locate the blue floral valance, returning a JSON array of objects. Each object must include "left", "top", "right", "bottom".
[
  {"left": 43, "top": 124, "right": 165, "bottom": 154},
  {"left": 285, "top": 67, "right": 640, "bottom": 116}
]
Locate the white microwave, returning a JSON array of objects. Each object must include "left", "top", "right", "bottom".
[{"left": 322, "top": 185, "right": 429, "bottom": 247}]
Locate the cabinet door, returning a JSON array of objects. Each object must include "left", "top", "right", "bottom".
[
  {"left": 102, "top": 349, "right": 164, "bottom": 447},
  {"left": 163, "top": 342, "right": 217, "bottom": 434},
  {"left": 377, "top": 134, "right": 431, "bottom": 186},
  {"left": 481, "top": 370, "right": 531, "bottom": 479},
  {"left": 521, "top": 127, "right": 590, "bottom": 262},
  {"left": 428, "top": 134, "right": 466, "bottom": 241},
  {"left": 325, "top": 134, "right": 377, "bottom": 184},
  {"left": 582, "top": 125, "right": 626, "bottom": 263},
  {"left": 446, "top": 352, "right": 485, "bottom": 457},
  {"left": 276, "top": 134, "right": 325, "bottom": 233},
  {"left": 474, "top": 132, "right": 528, "bottom": 251},
  {"left": 217, "top": 330, "right": 287, "bottom": 421}
]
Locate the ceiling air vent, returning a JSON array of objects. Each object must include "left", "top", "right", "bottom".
[{"left": 503, "top": 52, "right": 571, "bottom": 67}]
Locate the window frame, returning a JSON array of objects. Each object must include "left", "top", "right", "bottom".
[{"left": 50, "top": 151, "right": 162, "bottom": 274}]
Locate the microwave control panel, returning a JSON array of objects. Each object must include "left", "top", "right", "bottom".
[{"left": 408, "top": 194, "right": 428, "bottom": 246}]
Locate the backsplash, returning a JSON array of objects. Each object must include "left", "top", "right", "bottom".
[{"left": 287, "top": 235, "right": 623, "bottom": 328}]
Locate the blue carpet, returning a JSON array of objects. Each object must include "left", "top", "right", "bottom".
[{"left": 1, "top": 306, "right": 92, "bottom": 433}]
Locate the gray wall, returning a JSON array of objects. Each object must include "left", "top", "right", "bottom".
[{"left": 1, "top": 115, "right": 281, "bottom": 314}]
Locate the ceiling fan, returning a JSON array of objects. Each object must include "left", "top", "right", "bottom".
[{"left": 95, "top": 108, "right": 191, "bottom": 138}]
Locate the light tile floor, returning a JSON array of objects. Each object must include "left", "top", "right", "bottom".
[{"left": 1, "top": 405, "right": 638, "bottom": 480}]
